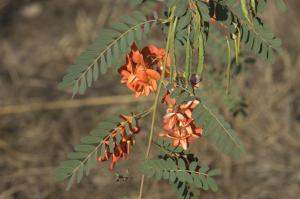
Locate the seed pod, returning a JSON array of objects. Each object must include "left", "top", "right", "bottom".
[{"left": 190, "top": 74, "right": 202, "bottom": 89}]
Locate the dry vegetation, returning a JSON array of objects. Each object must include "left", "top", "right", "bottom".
[{"left": 0, "top": 0, "right": 299, "bottom": 199}]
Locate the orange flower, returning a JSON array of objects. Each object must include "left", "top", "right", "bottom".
[
  {"left": 119, "top": 43, "right": 161, "bottom": 97},
  {"left": 118, "top": 43, "right": 170, "bottom": 97},
  {"left": 142, "top": 45, "right": 170, "bottom": 69},
  {"left": 98, "top": 114, "right": 140, "bottom": 169},
  {"left": 161, "top": 90, "right": 176, "bottom": 106}
]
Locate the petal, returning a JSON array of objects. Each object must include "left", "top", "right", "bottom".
[
  {"left": 176, "top": 113, "right": 186, "bottom": 121},
  {"left": 144, "top": 85, "right": 150, "bottom": 96},
  {"left": 118, "top": 65, "right": 126, "bottom": 74},
  {"left": 172, "top": 139, "right": 180, "bottom": 147},
  {"left": 136, "top": 67, "right": 148, "bottom": 81},
  {"left": 164, "top": 94, "right": 176, "bottom": 105},
  {"left": 167, "top": 116, "right": 177, "bottom": 130},
  {"left": 127, "top": 141, "right": 132, "bottom": 154},
  {"left": 185, "top": 109, "right": 193, "bottom": 118},
  {"left": 180, "top": 101, "right": 192, "bottom": 109},
  {"left": 120, "top": 70, "right": 130, "bottom": 78},
  {"left": 164, "top": 131, "right": 190, "bottom": 140},
  {"left": 151, "top": 79, "right": 157, "bottom": 91},
  {"left": 130, "top": 43, "right": 143, "bottom": 64},
  {"left": 132, "top": 126, "right": 140, "bottom": 134},
  {"left": 131, "top": 42, "right": 139, "bottom": 51},
  {"left": 135, "top": 82, "right": 141, "bottom": 90},
  {"left": 185, "top": 125, "right": 193, "bottom": 135},
  {"left": 148, "top": 45, "right": 165, "bottom": 58},
  {"left": 163, "top": 112, "right": 175, "bottom": 120},
  {"left": 126, "top": 56, "right": 134, "bottom": 72},
  {"left": 187, "top": 135, "right": 196, "bottom": 143},
  {"left": 186, "top": 118, "right": 194, "bottom": 126},
  {"left": 166, "top": 55, "right": 171, "bottom": 66},
  {"left": 135, "top": 80, "right": 148, "bottom": 86},
  {"left": 190, "top": 100, "right": 200, "bottom": 109},
  {"left": 104, "top": 150, "right": 110, "bottom": 160},
  {"left": 128, "top": 74, "right": 137, "bottom": 83},
  {"left": 126, "top": 82, "right": 135, "bottom": 91},
  {"left": 148, "top": 45, "right": 160, "bottom": 55},
  {"left": 132, "top": 52, "right": 142, "bottom": 65},
  {"left": 159, "top": 132, "right": 167, "bottom": 137},
  {"left": 97, "top": 156, "right": 102, "bottom": 161},
  {"left": 112, "top": 152, "right": 120, "bottom": 165},
  {"left": 163, "top": 123, "right": 172, "bottom": 131},
  {"left": 194, "top": 128, "right": 203, "bottom": 136},
  {"left": 146, "top": 69, "right": 160, "bottom": 80},
  {"left": 180, "top": 139, "right": 188, "bottom": 150}
]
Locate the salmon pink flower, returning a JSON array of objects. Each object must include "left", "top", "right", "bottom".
[
  {"left": 161, "top": 90, "right": 176, "bottom": 106},
  {"left": 159, "top": 129, "right": 202, "bottom": 150},
  {"left": 159, "top": 107, "right": 203, "bottom": 150},
  {"left": 162, "top": 90, "right": 200, "bottom": 113},
  {"left": 179, "top": 100, "right": 200, "bottom": 118},
  {"left": 159, "top": 89, "right": 203, "bottom": 150}
]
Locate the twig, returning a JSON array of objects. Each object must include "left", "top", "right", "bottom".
[
  {"left": 0, "top": 94, "right": 153, "bottom": 115},
  {"left": 137, "top": 6, "right": 176, "bottom": 199}
]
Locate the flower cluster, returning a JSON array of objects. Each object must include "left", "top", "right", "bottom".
[
  {"left": 159, "top": 91, "right": 203, "bottom": 150},
  {"left": 118, "top": 43, "right": 170, "bottom": 97},
  {"left": 98, "top": 114, "right": 140, "bottom": 169},
  {"left": 118, "top": 43, "right": 203, "bottom": 151}
]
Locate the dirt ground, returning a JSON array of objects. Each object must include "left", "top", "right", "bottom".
[{"left": 0, "top": 1, "right": 299, "bottom": 199}]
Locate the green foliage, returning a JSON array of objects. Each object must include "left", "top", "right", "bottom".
[
  {"left": 224, "top": 0, "right": 282, "bottom": 63},
  {"left": 163, "top": 0, "right": 210, "bottom": 49},
  {"left": 240, "top": 0, "right": 251, "bottom": 23},
  {"left": 140, "top": 153, "right": 220, "bottom": 199},
  {"left": 166, "top": 84, "right": 196, "bottom": 107},
  {"left": 205, "top": 66, "right": 249, "bottom": 117},
  {"left": 240, "top": 19, "right": 281, "bottom": 63},
  {"left": 59, "top": 10, "right": 158, "bottom": 96},
  {"left": 193, "top": 91, "right": 245, "bottom": 159},
  {"left": 55, "top": 117, "right": 125, "bottom": 190},
  {"left": 155, "top": 138, "right": 184, "bottom": 155},
  {"left": 199, "top": 51, "right": 253, "bottom": 117},
  {"left": 254, "top": 0, "right": 287, "bottom": 13}
]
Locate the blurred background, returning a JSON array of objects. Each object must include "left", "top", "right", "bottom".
[{"left": 0, "top": 0, "right": 299, "bottom": 199}]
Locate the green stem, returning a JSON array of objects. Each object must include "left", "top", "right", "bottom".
[
  {"left": 152, "top": 141, "right": 179, "bottom": 158},
  {"left": 138, "top": 8, "right": 176, "bottom": 199},
  {"left": 185, "top": 25, "right": 192, "bottom": 85},
  {"left": 194, "top": 6, "right": 205, "bottom": 77},
  {"left": 169, "top": 17, "right": 178, "bottom": 82},
  {"left": 226, "top": 37, "right": 231, "bottom": 95},
  {"left": 234, "top": 27, "right": 241, "bottom": 65}
]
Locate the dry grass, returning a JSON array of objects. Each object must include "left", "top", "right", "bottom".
[{"left": 0, "top": 1, "right": 299, "bottom": 199}]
